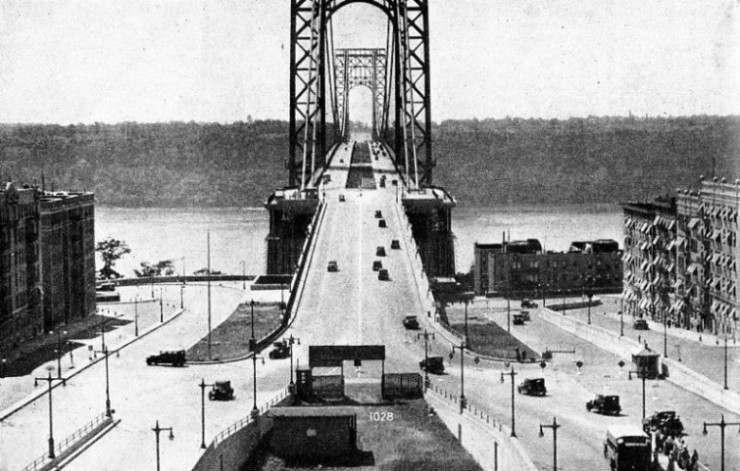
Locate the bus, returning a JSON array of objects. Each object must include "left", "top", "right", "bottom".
[{"left": 603, "top": 425, "right": 651, "bottom": 471}]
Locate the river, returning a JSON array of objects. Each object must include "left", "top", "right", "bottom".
[{"left": 95, "top": 204, "right": 624, "bottom": 277}]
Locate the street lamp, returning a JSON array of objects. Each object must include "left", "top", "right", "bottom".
[
  {"left": 702, "top": 415, "right": 740, "bottom": 471},
  {"left": 134, "top": 296, "right": 139, "bottom": 337},
  {"left": 500, "top": 365, "right": 518, "bottom": 437},
  {"left": 585, "top": 277, "right": 594, "bottom": 325},
  {"left": 51, "top": 329, "right": 67, "bottom": 379},
  {"left": 450, "top": 343, "right": 466, "bottom": 413},
  {"left": 417, "top": 330, "right": 435, "bottom": 391},
  {"left": 249, "top": 300, "right": 265, "bottom": 417},
  {"left": 180, "top": 282, "right": 184, "bottom": 310},
  {"left": 539, "top": 417, "right": 561, "bottom": 471},
  {"left": 620, "top": 310, "right": 624, "bottom": 337},
  {"left": 282, "top": 334, "right": 301, "bottom": 385},
  {"left": 198, "top": 378, "right": 215, "bottom": 449},
  {"left": 94, "top": 346, "right": 113, "bottom": 418},
  {"left": 151, "top": 420, "right": 174, "bottom": 471},
  {"left": 34, "top": 372, "right": 65, "bottom": 459},
  {"left": 241, "top": 261, "right": 246, "bottom": 290},
  {"left": 626, "top": 363, "right": 648, "bottom": 420},
  {"left": 159, "top": 288, "right": 164, "bottom": 323},
  {"left": 724, "top": 335, "right": 729, "bottom": 390}
]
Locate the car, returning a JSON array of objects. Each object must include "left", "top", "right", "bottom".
[
  {"left": 375, "top": 210, "right": 383, "bottom": 218},
  {"left": 378, "top": 268, "right": 389, "bottom": 281},
  {"left": 269, "top": 341, "right": 290, "bottom": 359},
  {"left": 372, "top": 260, "right": 383, "bottom": 271},
  {"left": 633, "top": 319, "right": 649, "bottom": 330},
  {"left": 420, "top": 356, "right": 445, "bottom": 374},
  {"left": 339, "top": 158, "right": 344, "bottom": 164},
  {"left": 379, "top": 179, "right": 386, "bottom": 188},
  {"left": 402, "top": 315, "right": 420, "bottom": 330},
  {"left": 512, "top": 313, "right": 525, "bottom": 325},
  {"left": 520, "top": 310, "right": 531, "bottom": 321},
  {"left": 327, "top": 260, "right": 338, "bottom": 272},
  {"left": 339, "top": 194, "right": 345, "bottom": 202},
  {"left": 642, "top": 411, "right": 684, "bottom": 438},
  {"left": 146, "top": 350, "right": 186, "bottom": 367},
  {"left": 209, "top": 381, "right": 235, "bottom": 401},
  {"left": 378, "top": 219, "right": 387, "bottom": 228},
  {"left": 391, "top": 239, "right": 401, "bottom": 250},
  {"left": 586, "top": 394, "right": 621, "bottom": 415},
  {"left": 521, "top": 299, "right": 538, "bottom": 308},
  {"left": 517, "top": 378, "right": 547, "bottom": 396},
  {"left": 376, "top": 246, "right": 386, "bottom": 256}
]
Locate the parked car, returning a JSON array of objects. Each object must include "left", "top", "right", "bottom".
[
  {"left": 512, "top": 313, "right": 525, "bottom": 325},
  {"left": 339, "top": 194, "right": 345, "bottom": 202},
  {"left": 402, "top": 315, "right": 420, "bottom": 330},
  {"left": 642, "top": 411, "right": 684, "bottom": 438},
  {"left": 521, "top": 299, "right": 538, "bottom": 308},
  {"left": 378, "top": 268, "right": 389, "bottom": 281},
  {"left": 372, "top": 260, "right": 383, "bottom": 271},
  {"left": 146, "top": 350, "right": 186, "bottom": 367},
  {"left": 633, "top": 319, "right": 649, "bottom": 330},
  {"left": 327, "top": 260, "right": 338, "bottom": 272},
  {"left": 269, "top": 340, "right": 290, "bottom": 359},
  {"left": 420, "top": 356, "right": 445, "bottom": 374},
  {"left": 517, "top": 378, "right": 547, "bottom": 396},
  {"left": 378, "top": 219, "right": 387, "bottom": 228},
  {"left": 586, "top": 394, "right": 621, "bottom": 415},
  {"left": 209, "top": 381, "right": 235, "bottom": 401},
  {"left": 376, "top": 246, "right": 386, "bottom": 256},
  {"left": 391, "top": 239, "right": 401, "bottom": 250}
]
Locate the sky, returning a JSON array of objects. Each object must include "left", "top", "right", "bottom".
[{"left": 0, "top": 0, "right": 738, "bottom": 124}]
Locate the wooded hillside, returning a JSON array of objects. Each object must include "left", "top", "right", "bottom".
[{"left": 0, "top": 116, "right": 737, "bottom": 207}]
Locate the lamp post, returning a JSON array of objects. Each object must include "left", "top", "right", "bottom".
[
  {"left": 207, "top": 231, "right": 212, "bottom": 360},
  {"left": 241, "top": 261, "right": 246, "bottom": 290},
  {"left": 620, "top": 310, "right": 624, "bottom": 337},
  {"left": 663, "top": 303, "right": 668, "bottom": 358},
  {"left": 134, "top": 296, "right": 139, "bottom": 337},
  {"left": 464, "top": 298, "right": 470, "bottom": 348},
  {"left": 585, "top": 277, "right": 594, "bottom": 325},
  {"left": 159, "top": 288, "right": 164, "bottom": 323},
  {"left": 180, "top": 282, "right": 184, "bottom": 310},
  {"left": 34, "top": 372, "right": 65, "bottom": 459},
  {"left": 724, "top": 334, "right": 729, "bottom": 390},
  {"left": 627, "top": 365, "right": 648, "bottom": 420},
  {"left": 539, "top": 417, "right": 561, "bottom": 471},
  {"left": 198, "top": 378, "right": 215, "bottom": 449},
  {"left": 417, "top": 330, "right": 435, "bottom": 391},
  {"left": 450, "top": 343, "right": 466, "bottom": 413},
  {"left": 283, "top": 334, "right": 301, "bottom": 385},
  {"left": 702, "top": 415, "right": 740, "bottom": 471},
  {"left": 500, "top": 365, "right": 518, "bottom": 437},
  {"left": 94, "top": 346, "right": 113, "bottom": 418},
  {"left": 52, "top": 329, "right": 67, "bottom": 379},
  {"left": 151, "top": 420, "right": 174, "bottom": 471},
  {"left": 249, "top": 300, "right": 264, "bottom": 417}
]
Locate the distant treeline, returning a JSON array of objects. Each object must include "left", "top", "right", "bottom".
[{"left": 0, "top": 116, "right": 737, "bottom": 207}]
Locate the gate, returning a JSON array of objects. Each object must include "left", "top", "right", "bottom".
[{"left": 382, "top": 373, "right": 423, "bottom": 400}]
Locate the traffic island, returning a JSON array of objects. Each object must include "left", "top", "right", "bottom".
[
  {"left": 449, "top": 322, "right": 540, "bottom": 362},
  {"left": 186, "top": 302, "right": 284, "bottom": 362}
]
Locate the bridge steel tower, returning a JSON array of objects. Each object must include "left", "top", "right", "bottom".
[{"left": 335, "top": 48, "right": 387, "bottom": 141}]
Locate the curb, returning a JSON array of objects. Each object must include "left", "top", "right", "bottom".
[{"left": 0, "top": 308, "right": 185, "bottom": 422}]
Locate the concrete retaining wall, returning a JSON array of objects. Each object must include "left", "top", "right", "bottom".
[{"left": 191, "top": 415, "right": 273, "bottom": 471}]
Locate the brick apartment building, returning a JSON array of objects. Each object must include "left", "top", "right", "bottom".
[{"left": 474, "top": 238, "right": 623, "bottom": 297}]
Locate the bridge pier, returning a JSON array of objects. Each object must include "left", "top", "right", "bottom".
[
  {"left": 265, "top": 188, "right": 319, "bottom": 275},
  {"left": 403, "top": 187, "right": 456, "bottom": 278}
]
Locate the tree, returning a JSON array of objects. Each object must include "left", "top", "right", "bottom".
[
  {"left": 134, "top": 260, "right": 175, "bottom": 278},
  {"left": 96, "top": 238, "right": 131, "bottom": 280}
]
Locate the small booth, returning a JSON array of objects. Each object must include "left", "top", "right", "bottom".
[{"left": 632, "top": 346, "right": 661, "bottom": 379}]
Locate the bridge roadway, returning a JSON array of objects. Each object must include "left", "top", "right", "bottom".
[{"left": 2, "top": 141, "right": 736, "bottom": 470}]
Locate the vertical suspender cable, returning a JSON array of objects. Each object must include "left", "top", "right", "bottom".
[
  {"left": 394, "top": 1, "right": 411, "bottom": 187},
  {"left": 308, "top": 0, "right": 325, "bottom": 188},
  {"left": 326, "top": 19, "right": 339, "bottom": 144},
  {"left": 401, "top": 0, "right": 420, "bottom": 187},
  {"left": 301, "top": 0, "right": 320, "bottom": 190}
]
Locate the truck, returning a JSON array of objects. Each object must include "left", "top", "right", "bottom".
[
  {"left": 146, "top": 350, "right": 186, "bottom": 367},
  {"left": 209, "top": 381, "right": 235, "bottom": 401},
  {"left": 420, "top": 356, "right": 445, "bottom": 374}
]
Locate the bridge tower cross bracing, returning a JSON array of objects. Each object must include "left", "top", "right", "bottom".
[
  {"left": 288, "top": 0, "right": 433, "bottom": 188},
  {"left": 334, "top": 48, "right": 387, "bottom": 141}
]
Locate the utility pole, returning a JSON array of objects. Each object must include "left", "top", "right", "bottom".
[{"left": 207, "top": 231, "right": 212, "bottom": 360}]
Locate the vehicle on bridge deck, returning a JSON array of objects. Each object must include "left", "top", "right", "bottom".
[
  {"left": 642, "top": 410, "right": 684, "bottom": 439},
  {"left": 587, "top": 394, "right": 621, "bottom": 415},
  {"left": 517, "top": 378, "right": 546, "bottom": 396},
  {"left": 402, "top": 315, "right": 419, "bottom": 330},
  {"left": 339, "top": 194, "right": 345, "bottom": 202},
  {"left": 375, "top": 210, "right": 383, "bottom": 218},
  {"left": 521, "top": 299, "right": 538, "bottom": 308},
  {"left": 209, "top": 381, "right": 235, "bottom": 401},
  {"left": 378, "top": 268, "right": 389, "bottom": 281},
  {"left": 420, "top": 356, "right": 445, "bottom": 374},
  {"left": 372, "top": 260, "right": 383, "bottom": 271},
  {"left": 269, "top": 341, "right": 291, "bottom": 359},
  {"left": 604, "top": 425, "right": 651, "bottom": 471},
  {"left": 391, "top": 239, "right": 401, "bottom": 250},
  {"left": 512, "top": 313, "right": 525, "bottom": 325},
  {"left": 379, "top": 178, "right": 385, "bottom": 187},
  {"left": 146, "top": 350, "right": 186, "bottom": 367},
  {"left": 376, "top": 246, "right": 386, "bottom": 256},
  {"left": 519, "top": 310, "right": 530, "bottom": 321},
  {"left": 633, "top": 318, "right": 649, "bottom": 330},
  {"left": 378, "top": 219, "right": 387, "bottom": 228},
  {"left": 327, "top": 260, "right": 338, "bottom": 272}
]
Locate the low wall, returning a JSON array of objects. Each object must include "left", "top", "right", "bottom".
[
  {"left": 191, "top": 415, "right": 273, "bottom": 471},
  {"left": 113, "top": 275, "right": 254, "bottom": 286}
]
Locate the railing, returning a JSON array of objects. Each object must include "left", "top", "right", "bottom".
[
  {"left": 20, "top": 413, "right": 110, "bottom": 471},
  {"left": 212, "top": 388, "right": 289, "bottom": 447}
]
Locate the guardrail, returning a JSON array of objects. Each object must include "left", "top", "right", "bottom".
[
  {"left": 20, "top": 413, "right": 111, "bottom": 471},
  {"left": 212, "top": 388, "right": 288, "bottom": 447}
]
